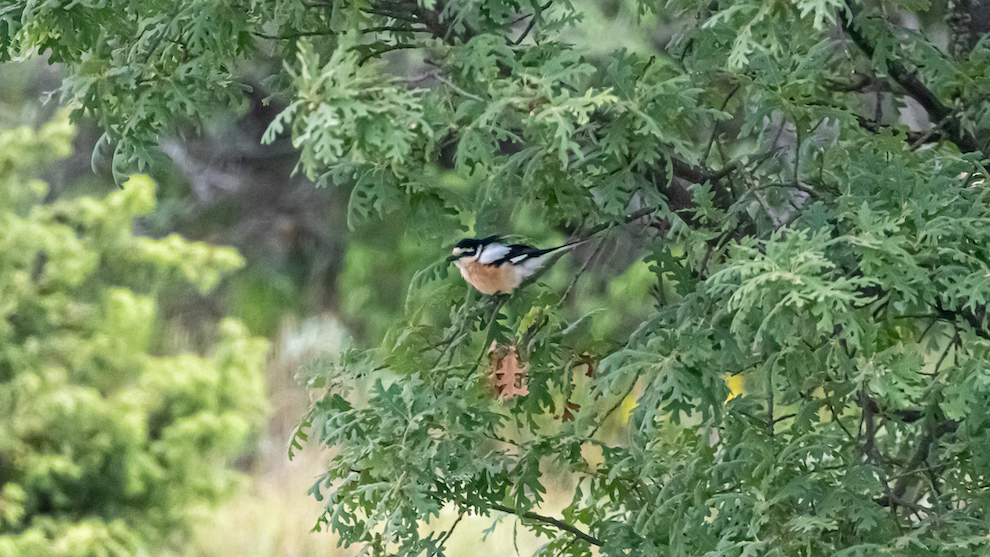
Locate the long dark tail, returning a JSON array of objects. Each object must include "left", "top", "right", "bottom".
[{"left": 528, "top": 236, "right": 592, "bottom": 258}]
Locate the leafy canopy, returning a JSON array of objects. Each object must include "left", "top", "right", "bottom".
[{"left": 5, "top": 0, "right": 990, "bottom": 556}]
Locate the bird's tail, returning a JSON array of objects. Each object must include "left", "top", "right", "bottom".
[{"left": 532, "top": 236, "right": 592, "bottom": 258}]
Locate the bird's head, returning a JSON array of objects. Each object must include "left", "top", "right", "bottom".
[{"left": 448, "top": 235, "right": 500, "bottom": 262}]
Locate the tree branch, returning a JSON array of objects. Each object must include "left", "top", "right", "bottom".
[
  {"left": 511, "top": 1, "right": 552, "bottom": 45},
  {"left": 252, "top": 30, "right": 334, "bottom": 40},
  {"left": 841, "top": 10, "right": 984, "bottom": 154},
  {"left": 588, "top": 370, "right": 639, "bottom": 438},
  {"left": 488, "top": 503, "right": 600, "bottom": 546},
  {"left": 365, "top": 7, "right": 421, "bottom": 23},
  {"left": 435, "top": 75, "right": 485, "bottom": 102},
  {"left": 878, "top": 415, "right": 956, "bottom": 511},
  {"left": 357, "top": 42, "right": 419, "bottom": 66},
  {"left": 934, "top": 297, "right": 990, "bottom": 342},
  {"left": 438, "top": 511, "right": 464, "bottom": 548}
]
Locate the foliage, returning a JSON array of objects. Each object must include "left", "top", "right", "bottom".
[
  {"left": 0, "top": 117, "right": 268, "bottom": 557},
  {"left": 6, "top": 0, "right": 990, "bottom": 556}
]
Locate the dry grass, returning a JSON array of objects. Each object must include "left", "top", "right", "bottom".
[
  {"left": 187, "top": 449, "right": 343, "bottom": 557},
  {"left": 185, "top": 314, "right": 346, "bottom": 557}
]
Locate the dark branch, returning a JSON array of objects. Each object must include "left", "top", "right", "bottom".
[
  {"left": 854, "top": 115, "right": 946, "bottom": 148},
  {"left": 253, "top": 30, "right": 334, "bottom": 40},
  {"left": 363, "top": 25, "right": 427, "bottom": 34},
  {"left": 365, "top": 8, "right": 420, "bottom": 23},
  {"left": 878, "top": 415, "right": 956, "bottom": 510},
  {"left": 511, "top": 1, "right": 552, "bottom": 45},
  {"left": 357, "top": 42, "right": 419, "bottom": 66},
  {"left": 934, "top": 297, "right": 990, "bottom": 342},
  {"left": 360, "top": 0, "right": 477, "bottom": 50},
  {"left": 488, "top": 503, "right": 601, "bottom": 546},
  {"left": 438, "top": 512, "right": 464, "bottom": 548},
  {"left": 827, "top": 74, "right": 877, "bottom": 92},
  {"left": 841, "top": 11, "right": 984, "bottom": 154},
  {"left": 582, "top": 204, "right": 665, "bottom": 237}
]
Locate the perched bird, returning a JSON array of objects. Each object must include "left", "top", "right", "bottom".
[{"left": 448, "top": 235, "right": 584, "bottom": 295}]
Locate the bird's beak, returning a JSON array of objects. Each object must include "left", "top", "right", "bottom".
[{"left": 447, "top": 254, "right": 462, "bottom": 262}]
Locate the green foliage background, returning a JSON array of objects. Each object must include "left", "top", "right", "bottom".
[
  {"left": 4, "top": 0, "right": 990, "bottom": 556},
  {"left": 0, "top": 117, "right": 268, "bottom": 556}
]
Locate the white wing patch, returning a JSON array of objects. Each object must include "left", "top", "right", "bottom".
[
  {"left": 477, "top": 243, "right": 511, "bottom": 264},
  {"left": 516, "top": 254, "right": 548, "bottom": 274}
]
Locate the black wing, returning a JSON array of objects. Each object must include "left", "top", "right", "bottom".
[{"left": 492, "top": 243, "right": 555, "bottom": 266}]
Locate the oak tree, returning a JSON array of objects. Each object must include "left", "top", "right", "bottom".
[{"left": 5, "top": 0, "right": 990, "bottom": 555}]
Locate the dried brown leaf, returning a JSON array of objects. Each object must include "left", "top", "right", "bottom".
[{"left": 488, "top": 342, "right": 529, "bottom": 401}]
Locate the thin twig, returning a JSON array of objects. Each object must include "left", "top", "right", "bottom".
[
  {"left": 860, "top": 382, "right": 899, "bottom": 522},
  {"left": 827, "top": 74, "right": 875, "bottom": 92},
  {"left": 703, "top": 83, "right": 741, "bottom": 164},
  {"left": 840, "top": 7, "right": 983, "bottom": 154},
  {"left": 435, "top": 75, "right": 485, "bottom": 102},
  {"left": 909, "top": 113, "right": 953, "bottom": 151},
  {"left": 511, "top": 1, "right": 552, "bottom": 45},
  {"left": 933, "top": 328, "right": 960, "bottom": 375},
  {"left": 581, "top": 204, "right": 662, "bottom": 238},
  {"left": 745, "top": 181, "right": 821, "bottom": 199},
  {"left": 253, "top": 30, "right": 334, "bottom": 40},
  {"left": 766, "top": 365, "right": 775, "bottom": 438},
  {"left": 362, "top": 25, "right": 426, "bottom": 34},
  {"left": 772, "top": 412, "right": 797, "bottom": 424},
  {"left": 143, "top": 7, "right": 182, "bottom": 66},
  {"left": 559, "top": 234, "right": 609, "bottom": 303},
  {"left": 364, "top": 8, "right": 420, "bottom": 22},
  {"left": 476, "top": 295, "right": 509, "bottom": 364},
  {"left": 357, "top": 42, "right": 420, "bottom": 66},
  {"left": 588, "top": 373, "right": 639, "bottom": 438},
  {"left": 438, "top": 512, "right": 465, "bottom": 548},
  {"left": 824, "top": 395, "right": 855, "bottom": 440}
]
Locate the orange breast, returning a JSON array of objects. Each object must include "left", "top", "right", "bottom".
[{"left": 457, "top": 260, "right": 522, "bottom": 295}]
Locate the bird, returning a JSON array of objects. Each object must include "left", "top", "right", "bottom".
[{"left": 447, "top": 235, "right": 585, "bottom": 295}]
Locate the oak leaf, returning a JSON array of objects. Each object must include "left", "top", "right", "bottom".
[{"left": 488, "top": 342, "right": 529, "bottom": 401}]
